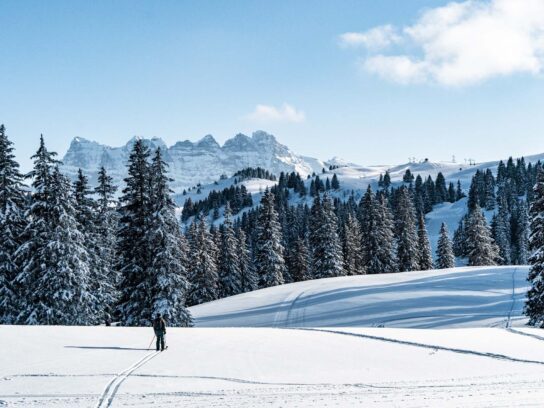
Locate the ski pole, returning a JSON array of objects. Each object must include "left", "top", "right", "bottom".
[{"left": 147, "top": 335, "right": 156, "bottom": 351}]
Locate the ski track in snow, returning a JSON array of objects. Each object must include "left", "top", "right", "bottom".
[
  {"left": 506, "top": 327, "right": 544, "bottom": 342},
  {"left": 505, "top": 267, "right": 518, "bottom": 329},
  {"left": 95, "top": 351, "right": 160, "bottom": 408},
  {"left": 289, "top": 327, "right": 544, "bottom": 366}
]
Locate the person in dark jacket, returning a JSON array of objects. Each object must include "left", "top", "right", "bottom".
[{"left": 152, "top": 314, "right": 167, "bottom": 351}]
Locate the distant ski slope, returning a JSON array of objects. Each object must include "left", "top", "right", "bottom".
[{"left": 190, "top": 266, "right": 530, "bottom": 328}]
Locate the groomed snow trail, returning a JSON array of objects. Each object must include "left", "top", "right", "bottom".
[{"left": 95, "top": 351, "right": 160, "bottom": 408}]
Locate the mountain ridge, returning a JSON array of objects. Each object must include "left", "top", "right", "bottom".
[{"left": 61, "top": 130, "right": 326, "bottom": 193}]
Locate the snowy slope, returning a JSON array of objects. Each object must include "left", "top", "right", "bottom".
[
  {"left": 2, "top": 266, "right": 544, "bottom": 407},
  {"left": 191, "top": 266, "right": 529, "bottom": 328}
]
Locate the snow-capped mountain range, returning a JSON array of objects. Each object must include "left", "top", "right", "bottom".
[{"left": 61, "top": 131, "right": 325, "bottom": 193}]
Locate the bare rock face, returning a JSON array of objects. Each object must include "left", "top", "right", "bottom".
[{"left": 61, "top": 131, "right": 323, "bottom": 193}]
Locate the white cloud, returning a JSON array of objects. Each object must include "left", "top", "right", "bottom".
[
  {"left": 341, "top": 0, "right": 544, "bottom": 86},
  {"left": 339, "top": 25, "right": 401, "bottom": 50},
  {"left": 246, "top": 103, "right": 306, "bottom": 123},
  {"left": 363, "top": 55, "right": 428, "bottom": 84}
]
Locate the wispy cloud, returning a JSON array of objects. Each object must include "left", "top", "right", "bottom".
[
  {"left": 340, "top": 0, "right": 544, "bottom": 86},
  {"left": 246, "top": 103, "right": 306, "bottom": 123},
  {"left": 339, "top": 25, "right": 401, "bottom": 50}
]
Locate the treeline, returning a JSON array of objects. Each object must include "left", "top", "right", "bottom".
[
  {"left": 181, "top": 169, "right": 340, "bottom": 222},
  {"left": 184, "top": 169, "right": 467, "bottom": 305},
  {"left": 379, "top": 169, "right": 464, "bottom": 213},
  {"left": 453, "top": 157, "right": 539, "bottom": 266},
  {"left": 181, "top": 184, "right": 253, "bottom": 221},
  {"left": 233, "top": 167, "right": 276, "bottom": 181}
]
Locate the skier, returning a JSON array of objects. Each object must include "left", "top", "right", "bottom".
[{"left": 152, "top": 313, "right": 167, "bottom": 351}]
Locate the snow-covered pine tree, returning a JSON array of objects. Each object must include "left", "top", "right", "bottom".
[
  {"left": 255, "top": 189, "right": 286, "bottom": 287},
  {"left": 358, "top": 186, "right": 374, "bottom": 265},
  {"left": 467, "top": 172, "right": 481, "bottom": 211},
  {"left": 94, "top": 166, "right": 120, "bottom": 322},
  {"left": 417, "top": 214, "right": 433, "bottom": 270},
  {"left": 331, "top": 173, "right": 340, "bottom": 189},
  {"left": 373, "top": 193, "right": 397, "bottom": 273},
  {"left": 491, "top": 199, "right": 511, "bottom": 265},
  {"left": 453, "top": 216, "right": 468, "bottom": 257},
  {"left": 465, "top": 204, "right": 500, "bottom": 266},
  {"left": 513, "top": 200, "right": 529, "bottom": 265},
  {"left": 309, "top": 193, "right": 345, "bottom": 279},
  {"left": 16, "top": 163, "right": 96, "bottom": 325},
  {"left": 526, "top": 168, "right": 544, "bottom": 326},
  {"left": 423, "top": 176, "right": 435, "bottom": 213},
  {"left": 435, "top": 223, "right": 455, "bottom": 269},
  {"left": 116, "top": 139, "right": 153, "bottom": 326},
  {"left": 448, "top": 182, "right": 456, "bottom": 203},
  {"left": 456, "top": 180, "right": 465, "bottom": 201},
  {"left": 403, "top": 169, "right": 414, "bottom": 183},
  {"left": 218, "top": 202, "right": 242, "bottom": 298},
  {"left": 395, "top": 187, "right": 420, "bottom": 271},
  {"left": 236, "top": 227, "right": 259, "bottom": 292},
  {"left": 383, "top": 171, "right": 391, "bottom": 189},
  {"left": 360, "top": 187, "right": 396, "bottom": 274},
  {"left": 291, "top": 236, "right": 310, "bottom": 281},
  {"left": 342, "top": 213, "right": 364, "bottom": 275},
  {"left": 434, "top": 172, "right": 447, "bottom": 204},
  {"left": 210, "top": 224, "right": 222, "bottom": 279},
  {"left": 73, "top": 169, "right": 116, "bottom": 324},
  {"left": 188, "top": 217, "right": 220, "bottom": 305},
  {"left": 484, "top": 169, "right": 496, "bottom": 210},
  {"left": 0, "top": 125, "right": 27, "bottom": 323},
  {"left": 146, "top": 148, "right": 192, "bottom": 326}
]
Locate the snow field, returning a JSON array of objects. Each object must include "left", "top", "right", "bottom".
[
  {"left": 3, "top": 325, "right": 544, "bottom": 407},
  {"left": 1, "top": 266, "right": 543, "bottom": 407}
]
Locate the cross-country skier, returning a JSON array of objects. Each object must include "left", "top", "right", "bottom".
[{"left": 152, "top": 313, "right": 167, "bottom": 351}]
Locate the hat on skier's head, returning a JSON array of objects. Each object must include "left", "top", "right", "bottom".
[{"left": 156, "top": 313, "right": 162, "bottom": 319}]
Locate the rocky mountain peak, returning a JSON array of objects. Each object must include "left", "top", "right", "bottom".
[{"left": 61, "top": 131, "right": 324, "bottom": 193}]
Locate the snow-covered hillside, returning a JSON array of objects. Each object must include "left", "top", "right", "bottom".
[
  {"left": 3, "top": 266, "right": 544, "bottom": 407},
  {"left": 61, "top": 131, "right": 324, "bottom": 193},
  {"left": 191, "top": 266, "right": 529, "bottom": 328}
]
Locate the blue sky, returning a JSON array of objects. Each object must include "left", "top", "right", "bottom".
[{"left": 2, "top": 0, "right": 544, "bottom": 171}]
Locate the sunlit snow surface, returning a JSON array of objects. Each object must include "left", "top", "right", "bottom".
[
  {"left": 3, "top": 266, "right": 544, "bottom": 407},
  {"left": 192, "top": 266, "right": 529, "bottom": 329}
]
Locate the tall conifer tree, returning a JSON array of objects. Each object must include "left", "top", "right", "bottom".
[
  {"left": 465, "top": 205, "right": 500, "bottom": 266},
  {"left": 526, "top": 169, "right": 544, "bottom": 326},
  {"left": 0, "top": 125, "right": 27, "bottom": 323},
  {"left": 147, "top": 148, "right": 192, "bottom": 326},
  {"left": 436, "top": 223, "right": 455, "bottom": 269},
  {"left": 116, "top": 139, "right": 153, "bottom": 325},
  {"left": 395, "top": 187, "right": 420, "bottom": 271},
  {"left": 188, "top": 217, "right": 220, "bottom": 305},
  {"left": 255, "top": 189, "right": 286, "bottom": 287},
  {"left": 309, "top": 193, "right": 344, "bottom": 279},
  {"left": 218, "top": 203, "right": 242, "bottom": 297},
  {"left": 417, "top": 214, "right": 433, "bottom": 270}
]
